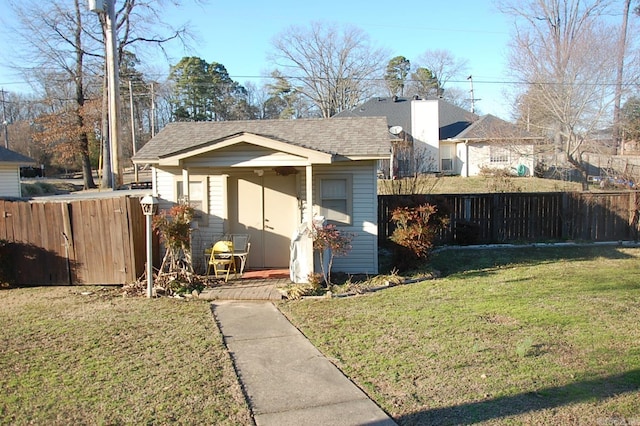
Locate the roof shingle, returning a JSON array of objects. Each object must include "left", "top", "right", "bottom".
[
  {"left": 0, "top": 146, "right": 36, "bottom": 165},
  {"left": 133, "top": 117, "right": 391, "bottom": 163}
]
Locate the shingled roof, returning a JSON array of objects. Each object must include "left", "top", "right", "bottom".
[
  {"left": 336, "top": 96, "right": 413, "bottom": 137},
  {"left": 133, "top": 117, "right": 391, "bottom": 163},
  {"left": 0, "top": 146, "right": 35, "bottom": 165},
  {"left": 336, "top": 96, "right": 479, "bottom": 140},
  {"left": 451, "top": 114, "right": 541, "bottom": 142}
]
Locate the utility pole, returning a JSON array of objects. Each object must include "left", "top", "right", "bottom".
[
  {"left": 1, "top": 88, "right": 8, "bottom": 149},
  {"left": 129, "top": 79, "right": 138, "bottom": 182},
  {"left": 89, "top": 0, "right": 121, "bottom": 189},
  {"left": 613, "top": 0, "right": 631, "bottom": 155}
]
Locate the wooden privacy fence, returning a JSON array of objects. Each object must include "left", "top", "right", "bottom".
[
  {"left": 0, "top": 196, "right": 155, "bottom": 286},
  {"left": 379, "top": 192, "right": 640, "bottom": 245}
]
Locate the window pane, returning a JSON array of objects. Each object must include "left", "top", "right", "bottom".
[
  {"left": 189, "top": 181, "right": 203, "bottom": 199},
  {"left": 322, "top": 199, "right": 348, "bottom": 219},
  {"left": 490, "top": 147, "right": 509, "bottom": 163},
  {"left": 321, "top": 179, "right": 346, "bottom": 198},
  {"left": 177, "top": 181, "right": 203, "bottom": 200}
]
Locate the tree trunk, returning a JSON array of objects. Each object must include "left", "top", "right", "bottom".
[{"left": 74, "top": 0, "right": 96, "bottom": 190}]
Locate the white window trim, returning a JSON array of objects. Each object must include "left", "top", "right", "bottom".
[{"left": 315, "top": 174, "right": 353, "bottom": 226}]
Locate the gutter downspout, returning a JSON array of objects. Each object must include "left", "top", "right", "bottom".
[{"left": 465, "top": 140, "right": 470, "bottom": 177}]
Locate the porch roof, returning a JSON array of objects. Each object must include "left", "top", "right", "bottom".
[{"left": 133, "top": 117, "right": 391, "bottom": 165}]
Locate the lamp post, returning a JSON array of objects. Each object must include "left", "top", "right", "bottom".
[{"left": 140, "top": 195, "right": 158, "bottom": 298}]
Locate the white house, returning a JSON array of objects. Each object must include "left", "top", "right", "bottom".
[
  {"left": 0, "top": 146, "right": 36, "bottom": 198},
  {"left": 337, "top": 96, "right": 539, "bottom": 178},
  {"left": 132, "top": 117, "right": 391, "bottom": 281}
]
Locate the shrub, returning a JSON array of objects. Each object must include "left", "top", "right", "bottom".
[
  {"left": 151, "top": 204, "right": 202, "bottom": 294},
  {"left": 389, "top": 203, "right": 446, "bottom": 271},
  {"left": 312, "top": 224, "right": 355, "bottom": 287}
]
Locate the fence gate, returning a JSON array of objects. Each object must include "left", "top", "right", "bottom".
[{"left": 0, "top": 196, "right": 153, "bottom": 286}]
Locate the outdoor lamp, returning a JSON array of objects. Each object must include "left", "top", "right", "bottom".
[
  {"left": 140, "top": 195, "right": 158, "bottom": 297},
  {"left": 140, "top": 194, "right": 158, "bottom": 215}
]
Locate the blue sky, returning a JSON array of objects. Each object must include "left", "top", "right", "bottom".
[
  {"left": 161, "top": 0, "right": 515, "bottom": 117},
  {"left": 0, "top": 0, "right": 516, "bottom": 118}
]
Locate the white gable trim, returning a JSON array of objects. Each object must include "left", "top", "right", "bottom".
[{"left": 158, "top": 132, "right": 333, "bottom": 166}]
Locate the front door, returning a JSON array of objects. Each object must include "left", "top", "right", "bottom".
[{"left": 230, "top": 171, "right": 298, "bottom": 269}]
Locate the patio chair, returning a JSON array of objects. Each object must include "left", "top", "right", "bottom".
[
  {"left": 230, "top": 234, "right": 251, "bottom": 275},
  {"left": 206, "top": 240, "right": 237, "bottom": 281}
]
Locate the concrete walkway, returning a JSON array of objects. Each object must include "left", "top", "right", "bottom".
[
  {"left": 212, "top": 301, "right": 397, "bottom": 426},
  {"left": 200, "top": 279, "right": 286, "bottom": 301}
]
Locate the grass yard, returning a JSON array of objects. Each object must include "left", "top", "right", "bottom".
[
  {"left": 0, "top": 287, "right": 251, "bottom": 425},
  {"left": 278, "top": 245, "right": 640, "bottom": 425},
  {"left": 379, "top": 175, "right": 586, "bottom": 195}
]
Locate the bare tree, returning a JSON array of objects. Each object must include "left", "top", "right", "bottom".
[
  {"left": 269, "top": 22, "right": 389, "bottom": 118},
  {"left": 4, "top": 0, "right": 102, "bottom": 188},
  {"left": 500, "top": 0, "right": 622, "bottom": 189},
  {"left": 408, "top": 49, "right": 468, "bottom": 99},
  {"left": 3, "top": 0, "right": 199, "bottom": 188}
]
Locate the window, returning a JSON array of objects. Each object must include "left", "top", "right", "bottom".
[
  {"left": 176, "top": 178, "right": 208, "bottom": 226},
  {"left": 440, "top": 144, "right": 454, "bottom": 172},
  {"left": 490, "top": 146, "right": 510, "bottom": 163},
  {"left": 317, "top": 175, "right": 352, "bottom": 225}
]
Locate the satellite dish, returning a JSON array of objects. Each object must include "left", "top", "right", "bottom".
[{"left": 389, "top": 126, "right": 403, "bottom": 135}]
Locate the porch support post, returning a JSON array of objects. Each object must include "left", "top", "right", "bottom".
[
  {"left": 182, "top": 166, "right": 190, "bottom": 203},
  {"left": 305, "top": 164, "right": 314, "bottom": 277}
]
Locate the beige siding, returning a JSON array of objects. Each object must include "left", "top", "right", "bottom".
[
  {"left": 155, "top": 160, "right": 379, "bottom": 275},
  {"left": 154, "top": 167, "right": 227, "bottom": 273},
  {"left": 0, "top": 165, "right": 22, "bottom": 198},
  {"left": 185, "top": 144, "right": 308, "bottom": 168}
]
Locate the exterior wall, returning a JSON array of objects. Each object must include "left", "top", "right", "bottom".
[
  {"left": 153, "top": 166, "right": 226, "bottom": 272},
  {"left": 411, "top": 100, "right": 440, "bottom": 173},
  {"left": 465, "top": 143, "right": 535, "bottom": 177},
  {"left": 0, "top": 165, "right": 22, "bottom": 197},
  {"left": 456, "top": 142, "right": 468, "bottom": 176},
  {"left": 153, "top": 159, "right": 379, "bottom": 276},
  {"left": 311, "top": 161, "right": 378, "bottom": 275}
]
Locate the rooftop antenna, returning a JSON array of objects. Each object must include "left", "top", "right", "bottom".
[{"left": 466, "top": 75, "right": 481, "bottom": 114}]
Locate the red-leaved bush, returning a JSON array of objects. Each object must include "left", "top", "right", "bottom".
[
  {"left": 312, "top": 223, "right": 355, "bottom": 286},
  {"left": 389, "top": 203, "right": 445, "bottom": 270}
]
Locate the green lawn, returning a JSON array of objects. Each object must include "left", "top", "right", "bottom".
[
  {"left": 278, "top": 245, "right": 640, "bottom": 425},
  {"left": 0, "top": 287, "right": 251, "bottom": 425}
]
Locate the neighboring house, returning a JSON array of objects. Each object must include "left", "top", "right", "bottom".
[
  {"left": 337, "top": 96, "right": 539, "bottom": 177},
  {"left": 132, "top": 117, "right": 391, "bottom": 282},
  {"left": 0, "top": 145, "right": 35, "bottom": 198}
]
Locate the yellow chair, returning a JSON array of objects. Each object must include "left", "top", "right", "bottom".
[{"left": 206, "top": 240, "right": 237, "bottom": 281}]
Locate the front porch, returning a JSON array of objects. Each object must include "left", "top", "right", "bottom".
[{"left": 199, "top": 269, "right": 290, "bottom": 301}]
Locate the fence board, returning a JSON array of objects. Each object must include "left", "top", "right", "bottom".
[
  {"left": 379, "top": 191, "right": 640, "bottom": 245},
  {"left": 0, "top": 195, "right": 155, "bottom": 286}
]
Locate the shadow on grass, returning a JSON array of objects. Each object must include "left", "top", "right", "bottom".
[
  {"left": 428, "top": 245, "right": 636, "bottom": 278},
  {"left": 396, "top": 369, "right": 640, "bottom": 425},
  {"left": 0, "top": 241, "right": 79, "bottom": 287}
]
